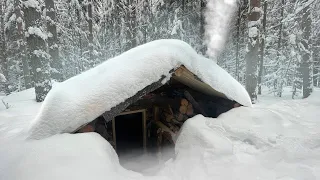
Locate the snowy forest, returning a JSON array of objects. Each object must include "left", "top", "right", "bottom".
[{"left": 0, "top": 0, "right": 319, "bottom": 102}]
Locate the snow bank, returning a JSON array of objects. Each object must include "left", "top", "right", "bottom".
[
  {"left": 156, "top": 89, "right": 320, "bottom": 180},
  {"left": 28, "top": 39, "right": 251, "bottom": 140},
  {"left": 0, "top": 133, "right": 166, "bottom": 180},
  {"left": 1, "top": 89, "right": 320, "bottom": 180},
  {"left": 0, "top": 89, "right": 41, "bottom": 143}
]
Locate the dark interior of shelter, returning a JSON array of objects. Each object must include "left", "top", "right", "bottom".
[{"left": 76, "top": 67, "right": 241, "bottom": 172}]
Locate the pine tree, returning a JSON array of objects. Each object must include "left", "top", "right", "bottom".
[
  {"left": 22, "top": 0, "right": 51, "bottom": 102},
  {"left": 0, "top": 0, "right": 9, "bottom": 94},
  {"left": 45, "top": 0, "right": 63, "bottom": 81}
]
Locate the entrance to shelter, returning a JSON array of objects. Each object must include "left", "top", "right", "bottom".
[{"left": 113, "top": 110, "right": 146, "bottom": 157}]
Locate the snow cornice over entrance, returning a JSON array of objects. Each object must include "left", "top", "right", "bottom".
[{"left": 27, "top": 39, "right": 251, "bottom": 140}]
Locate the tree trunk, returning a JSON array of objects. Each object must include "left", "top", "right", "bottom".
[
  {"left": 314, "top": 36, "right": 320, "bottom": 87},
  {"left": 23, "top": 0, "right": 52, "bottom": 102},
  {"left": 275, "top": 0, "right": 285, "bottom": 97},
  {"left": 14, "top": 0, "right": 32, "bottom": 89},
  {"left": 124, "top": 0, "right": 137, "bottom": 51},
  {"left": 45, "top": 0, "right": 63, "bottom": 81},
  {"left": 257, "top": 0, "right": 267, "bottom": 95},
  {"left": 300, "top": 0, "right": 313, "bottom": 98},
  {"left": 235, "top": 6, "right": 241, "bottom": 81},
  {"left": 245, "top": 0, "right": 261, "bottom": 102},
  {"left": 76, "top": 8, "right": 83, "bottom": 72},
  {"left": 200, "top": 0, "right": 206, "bottom": 55},
  {"left": 0, "top": 1, "right": 9, "bottom": 94},
  {"left": 88, "top": 0, "right": 94, "bottom": 68}
]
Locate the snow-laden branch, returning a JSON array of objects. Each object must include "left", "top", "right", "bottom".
[
  {"left": 268, "top": 0, "right": 316, "bottom": 30},
  {"left": 0, "top": 73, "right": 7, "bottom": 83},
  {"left": 26, "top": 27, "right": 48, "bottom": 40}
]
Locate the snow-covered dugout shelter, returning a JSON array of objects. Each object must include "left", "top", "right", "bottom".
[{"left": 27, "top": 39, "right": 251, "bottom": 156}]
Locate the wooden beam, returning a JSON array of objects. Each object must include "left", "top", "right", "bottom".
[
  {"left": 112, "top": 109, "right": 147, "bottom": 153},
  {"left": 154, "top": 120, "right": 176, "bottom": 138},
  {"left": 184, "top": 90, "right": 208, "bottom": 116},
  {"left": 173, "top": 66, "right": 226, "bottom": 98}
]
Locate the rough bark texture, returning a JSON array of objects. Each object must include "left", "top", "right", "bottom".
[
  {"left": 276, "top": 0, "right": 284, "bottom": 58},
  {"left": 235, "top": 6, "right": 241, "bottom": 81},
  {"left": 257, "top": 1, "right": 267, "bottom": 95},
  {"left": 15, "top": 0, "right": 32, "bottom": 89},
  {"left": 245, "top": 0, "right": 260, "bottom": 101},
  {"left": 88, "top": 0, "right": 94, "bottom": 68},
  {"left": 23, "top": 1, "right": 52, "bottom": 102},
  {"left": 45, "top": 0, "right": 63, "bottom": 81},
  {"left": 0, "top": 1, "right": 9, "bottom": 94},
  {"left": 200, "top": 0, "right": 206, "bottom": 55},
  {"left": 314, "top": 34, "right": 320, "bottom": 87},
  {"left": 300, "top": 1, "right": 313, "bottom": 98},
  {"left": 124, "top": 0, "right": 137, "bottom": 51},
  {"left": 76, "top": 8, "right": 83, "bottom": 72}
]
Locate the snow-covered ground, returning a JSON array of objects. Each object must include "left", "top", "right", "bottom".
[
  {"left": 0, "top": 89, "right": 41, "bottom": 143},
  {"left": 0, "top": 87, "right": 319, "bottom": 180}
]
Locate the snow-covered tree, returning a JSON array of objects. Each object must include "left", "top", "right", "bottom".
[
  {"left": 45, "top": 0, "right": 63, "bottom": 81},
  {"left": 22, "top": 0, "right": 51, "bottom": 102},
  {"left": 0, "top": 0, "right": 8, "bottom": 94},
  {"left": 245, "top": 0, "right": 261, "bottom": 101},
  {"left": 299, "top": 0, "right": 314, "bottom": 98}
]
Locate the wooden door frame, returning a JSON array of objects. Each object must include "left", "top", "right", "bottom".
[{"left": 112, "top": 109, "right": 147, "bottom": 152}]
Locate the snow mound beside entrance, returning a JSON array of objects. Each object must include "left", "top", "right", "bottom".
[
  {"left": 1, "top": 90, "right": 318, "bottom": 180},
  {"left": 28, "top": 39, "right": 251, "bottom": 140},
  {"left": 0, "top": 133, "right": 165, "bottom": 180}
]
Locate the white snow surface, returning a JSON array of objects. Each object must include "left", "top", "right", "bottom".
[
  {"left": 1, "top": 88, "right": 320, "bottom": 180},
  {"left": 0, "top": 73, "right": 6, "bottom": 82},
  {"left": 27, "top": 39, "right": 251, "bottom": 140},
  {"left": 0, "top": 89, "right": 41, "bottom": 143}
]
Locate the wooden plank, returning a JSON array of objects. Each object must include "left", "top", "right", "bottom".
[
  {"left": 113, "top": 109, "right": 147, "bottom": 153},
  {"left": 118, "top": 109, "right": 146, "bottom": 115},
  {"left": 142, "top": 109, "right": 147, "bottom": 153},
  {"left": 173, "top": 66, "right": 226, "bottom": 98},
  {"left": 184, "top": 90, "right": 208, "bottom": 116},
  {"left": 154, "top": 106, "right": 159, "bottom": 122},
  {"left": 112, "top": 118, "right": 116, "bottom": 151},
  {"left": 154, "top": 120, "right": 176, "bottom": 138}
]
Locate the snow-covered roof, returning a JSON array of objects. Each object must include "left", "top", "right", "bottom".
[{"left": 27, "top": 39, "right": 251, "bottom": 140}]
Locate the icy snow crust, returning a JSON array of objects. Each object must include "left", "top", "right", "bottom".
[
  {"left": 27, "top": 39, "right": 251, "bottom": 140},
  {"left": 1, "top": 89, "right": 320, "bottom": 180}
]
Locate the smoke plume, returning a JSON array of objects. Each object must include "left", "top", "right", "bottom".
[{"left": 205, "top": 0, "right": 237, "bottom": 61}]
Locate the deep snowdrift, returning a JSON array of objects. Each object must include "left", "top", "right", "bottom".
[
  {"left": 0, "top": 89, "right": 41, "bottom": 143},
  {"left": 27, "top": 39, "right": 251, "bottom": 140},
  {"left": 1, "top": 89, "right": 319, "bottom": 180},
  {"left": 0, "top": 133, "right": 167, "bottom": 180}
]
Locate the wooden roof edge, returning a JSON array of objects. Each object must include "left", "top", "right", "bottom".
[{"left": 173, "top": 65, "right": 227, "bottom": 99}]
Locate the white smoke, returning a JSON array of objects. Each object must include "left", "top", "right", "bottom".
[{"left": 205, "top": 0, "right": 237, "bottom": 61}]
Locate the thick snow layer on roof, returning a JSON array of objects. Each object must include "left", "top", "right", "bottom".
[
  {"left": 27, "top": 39, "right": 251, "bottom": 140},
  {"left": 1, "top": 89, "right": 319, "bottom": 180}
]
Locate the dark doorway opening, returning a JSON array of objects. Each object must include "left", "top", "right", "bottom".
[{"left": 114, "top": 111, "right": 144, "bottom": 157}]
